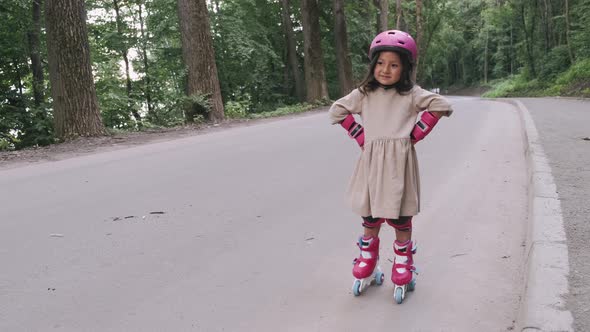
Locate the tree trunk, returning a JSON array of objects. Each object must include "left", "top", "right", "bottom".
[
  {"left": 301, "top": 0, "right": 329, "bottom": 102},
  {"left": 137, "top": 0, "right": 153, "bottom": 115},
  {"left": 379, "top": 0, "right": 389, "bottom": 31},
  {"left": 462, "top": 57, "right": 467, "bottom": 84},
  {"left": 396, "top": 0, "right": 404, "bottom": 30},
  {"left": 510, "top": 22, "right": 514, "bottom": 75},
  {"left": 564, "top": 0, "right": 574, "bottom": 63},
  {"left": 419, "top": 15, "right": 441, "bottom": 81},
  {"left": 333, "top": 0, "right": 354, "bottom": 96},
  {"left": 280, "top": 0, "right": 305, "bottom": 101},
  {"left": 542, "top": 0, "right": 551, "bottom": 53},
  {"left": 484, "top": 29, "right": 488, "bottom": 84},
  {"left": 372, "top": 0, "right": 389, "bottom": 32},
  {"left": 520, "top": 1, "right": 537, "bottom": 77},
  {"left": 45, "top": 0, "right": 105, "bottom": 139},
  {"left": 28, "top": 0, "right": 44, "bottom": 107},
  {"left": 113, "top": 0, "right": 141, "bottom": 126},
  {"left": 14, "top": 59, "right": 24, "bottom": 100},
  {"left": 414, "top": 0, "right": 423, "bottom": 81},
  {"left": 177, "top": 0, "right": 224, "bottom": 123}
]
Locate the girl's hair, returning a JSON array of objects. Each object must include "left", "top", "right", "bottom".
[{"left": 358, "top": 50, "right": 414, "bottom": 95}]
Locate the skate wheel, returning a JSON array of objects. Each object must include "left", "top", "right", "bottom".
[
  {"left": 375, "top": 271, "right": 384, "bottom": 286},
  {"left": 408, "top": 279, "right": 416, "bottom": 292},
  {"left": 394, "top": 287, "right": 403, "bottom": 304},
  {"left": 352, "top": 279, "right": 362, "bottom": 296}
]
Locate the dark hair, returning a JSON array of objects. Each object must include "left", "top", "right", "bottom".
[{"left": 358, "top": 50, "right": 414, "bottom": 95}]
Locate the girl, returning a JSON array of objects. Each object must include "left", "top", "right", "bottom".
[{"left": 329, "top": 30, "right": 452, "bottom": 303}]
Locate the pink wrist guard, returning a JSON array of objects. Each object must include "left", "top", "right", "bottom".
[
  {"left": 411, "top": 111, "right": 439, "bottom": 143},
  {"left": 340, "top": 114, "right": 365, "bottom": 148}
]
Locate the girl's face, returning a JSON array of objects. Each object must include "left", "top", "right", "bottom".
[{"left": 374, "top": 51, "right": 403, "bottom": 86}]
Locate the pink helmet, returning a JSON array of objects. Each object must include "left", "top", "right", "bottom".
[{"left": 369, "top": 30, "right": 417, "bottom": 62}]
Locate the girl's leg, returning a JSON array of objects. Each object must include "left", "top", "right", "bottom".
[
  {"left": 363, "top": 223, "right": 381, "bottom": 238},
  {"left": 352, "top": 216, "right": 384, "bottom": 279},
  {"left": 387, "top": 217, "right": 416, "bottom": 286},
  {"left": 394, "top": 227, "right": 411, "bottom": 242},
  {"left": 387, "top": 216, "right": 413, "bottom": 241}
]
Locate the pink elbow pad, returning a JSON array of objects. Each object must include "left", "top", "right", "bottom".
[
  {"left": 340, "top": 114, "right": 365, "bottom": 148},
  {"left": 411, "top": 111, "right": 439, "bottom": 143}
]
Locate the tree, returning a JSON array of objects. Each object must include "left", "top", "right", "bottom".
[
  {"left": 333, "top": 0, "right": 354, "bottom": 96},
  {"left": 372, "top": 0, "right": 388, "bottom": 32},
  {"left": 414, "top": 0, "right": 423, "bottom": 80},
  {"left": 4, "top": 0, "right": 590, "bottom": 149},
  {"left": 112, "top": 0, "right": 142, "bottom": 126},
  {"left": 45, "top": 0, "right": 106, "bottom": 139},
  {"left": 301, "top": 0, "right": 329, "bottom": 102},
  {"left": 177, "top": 0, "right": 224, "bottom": 123},
  {"left": 396, "top": 0, "right": 406, "bottom": 30},
  {"left": 519, "top": 0, "right": 537, "bottom": 77},
  {"left": 136, "top": 0, "right": 153, "bottom": 115},
  {"left": 28, "top": 0, "right": 44, "bottom": 107},
  {"left": 280, "top": 0, "right": 305, "bottom": 101},
  {"left": 564, "top": 0, "right": 574, "bottom": 62},
  {"left": 140, "top": 0, "right": 186, "bottom": 126}
]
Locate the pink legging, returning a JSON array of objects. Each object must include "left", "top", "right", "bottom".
[{"left": 362, "top": 216, "right": 413, "bottom": 232}]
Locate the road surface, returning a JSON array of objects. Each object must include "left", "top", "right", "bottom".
[
  {"left": 520, "top": 97, "right": 589, "bottom": 332},
  {"left": 1, "top": 97, "right": 529, "bottom": 331}
]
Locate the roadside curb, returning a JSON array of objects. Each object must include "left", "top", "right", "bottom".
[{"left": 511, "top": 99, "right": 574, "bottom": 332}]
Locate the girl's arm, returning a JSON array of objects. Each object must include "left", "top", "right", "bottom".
[
  {"left": 329, "top": 89, "right": 363, "bottom": 124},
  {"left": 430, "top": 111, "right": 445, "bottom": 119},
  {"left": 411, "top": 86, "right": 453, "bottom": 116},
  {"left": 410, "top": 87, "right": 453, "bottom": 144},
  {"left": 329, "top": 89, "right": 365, "bottom": 148}
]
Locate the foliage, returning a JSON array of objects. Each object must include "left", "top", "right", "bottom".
[
  {"left": 483, "top": 75, "right": 546, "bottom": 97},
  {"left": 538, "top": 46, "right": 571, "bottom": 80},
  {"left": 248, "top": 99, "right": 331, "bottom": 119},
  {"left": 0, "top": 0, "right": 54, "bottom": 150},
  {"left": 2, "top": 0, "right": 590, "bottom": 149},
  {"left": 224, "top": 93, "right": 252, "bottom": 119},
  {"left": 182, "top": 93, "right": 211, "bottom": 123},
  {"left": 551, "top": 58, "right": 590, "bottom": 97},
  {"left": 484, "top": 58, "right": 590, "bottom": 98},
  {"left": 211, "top": 0, "right": 287, "bottom": 109},
  {"left": 571, "top": 0, "right": 590, "bottom": 59}
]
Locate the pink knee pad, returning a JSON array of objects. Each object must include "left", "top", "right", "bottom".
[
  {"left": 386, "top": 216, "right": 413, "bottom": 231},
  {"left": 362, "top": 216, "right": 385, "bottom": 228}
]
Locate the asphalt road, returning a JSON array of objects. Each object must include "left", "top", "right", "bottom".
[
  {"left": 519, "top": 98, "right": 590, "bottom": 332},
  {"left": 1, "top": 98, "right": 529, "bottom": 331}
]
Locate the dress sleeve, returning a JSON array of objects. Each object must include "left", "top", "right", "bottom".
[
  {"left": 411, "top": 86, "right": 453, "bottom": 117},
  {"left": 328, "top": 89, "right": 363, "bottom": 124}
]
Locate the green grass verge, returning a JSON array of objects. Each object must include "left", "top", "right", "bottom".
[
  {"left": 483, "top": 59, "right": 590, "bottom": 98},
  {"left": 247, "top": 99, "right": 331, "bottom": 119}
]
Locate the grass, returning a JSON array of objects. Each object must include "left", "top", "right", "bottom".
[
  {"left": 483, "top": 58, "right": 590, "bottom": 98},
  {"left": 247, "top": 99, "right": 331, "bottom": 119}
]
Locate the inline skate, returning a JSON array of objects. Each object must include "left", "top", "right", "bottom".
[
  {"left": 391, "top": 239, "right": 417, "bottom": 304},
  {"left": 351, "top": 236, "right": 384, "bottom": 296}
]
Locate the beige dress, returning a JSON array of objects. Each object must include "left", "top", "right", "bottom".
[{"left": 329, "top": 85, "right": 452, "bottom": 219}]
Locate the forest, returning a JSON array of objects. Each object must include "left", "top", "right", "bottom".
[{"left": 1, "top": 0, "right": 589, "bottom": 150}]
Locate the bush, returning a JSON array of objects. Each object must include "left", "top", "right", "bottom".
[
  {"left": 538, "top": 46, "right": 571, "bottom": 80},
  {"left": 224, "top": 93, "right": 252, "bottom": 119},
  {"left": 545, "top": 58, "right": 590, "bottom": 97},
  {"left": 248, "top": 99, "right": 331, "bottom": 119},
  {"left": 555, "top": 58, "right": 590, "bottom": 86},
  {"left": 0, "top": 103, "right": 54, "bottom": 150},
  {"left": 483, "top": 74, "right": 547, "bottom": 97},
  {"left": 182, "top": 93, "right": 211, "bottom": 123},
  {"left": 0, "top": 137, "right": 15, "bottom": 151}
]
